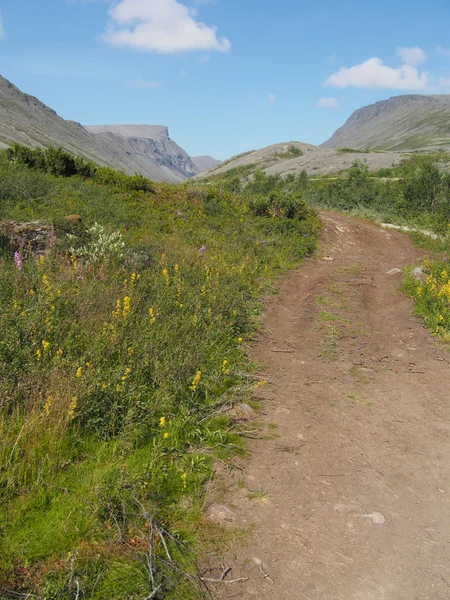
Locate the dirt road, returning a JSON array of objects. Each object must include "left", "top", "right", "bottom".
[{"left": 219, "top": 212, "right": 450, "bottom": 600}]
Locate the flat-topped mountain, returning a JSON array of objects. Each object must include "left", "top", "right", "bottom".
[
  {"left": 0, "top": 75, "right": 198, "bottom": 182},
  {"left": 84, "top": 124, "right": 198, "bottom": 180},
  {"left": 322, "top": 95, "right": 450, "bottom": 151}
]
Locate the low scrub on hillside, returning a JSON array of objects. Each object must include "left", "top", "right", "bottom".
[{"left": 0, "top": 147, "right": 319, "bottom": 599}]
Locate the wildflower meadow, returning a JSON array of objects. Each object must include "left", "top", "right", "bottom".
[{"left": 0, "top": 148, "right": 319, "bottom": 599}]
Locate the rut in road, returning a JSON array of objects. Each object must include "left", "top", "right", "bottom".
[{"left": 212, "top": 212, "right": 450, "bottom": 600}]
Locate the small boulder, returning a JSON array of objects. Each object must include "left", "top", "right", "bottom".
[
  {"left": 412, "top": 266, "right": 427, "bottom": 282},
  {"left": 205, "top": 504, "right": 236, "bottom": 527}
]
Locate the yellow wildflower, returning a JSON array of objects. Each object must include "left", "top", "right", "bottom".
[
  {"left": 101, "top": 383, "right": 107, "bottom": 390},
  {"left": 159, "top": 416, "right": 166, "bottom": 428},
  {"left": 127, "top": 347, "right": 134, "bottom": 356},
  {"left": 163, "top": 432, "right": 169, "bottom": 439},
  {"left": 181, "top": 472, "right": 187, "bottom": 489},
  {"left": 121, "top": 367, "right": 132, "bottom": 382},
  {"left": 42, "top": 274, "right": 51, "bottom": 292},
  {"left": 35, "top": 349, "right": 42, "bottom": 360},
  {"left": 44, "top": 395, "right": 52, "bottom": 415},
  {"left": 68, "top": 396, "right": 77, "bottom": 420},
  {"left": 189, "top": 370, "right": 202, "bottom": 391},
  {"left": 42, "top": 340, "right": 50, "bottom": 351},
  {"left": 221, "top": 359, "right": 230, "bottom": 374},
  {"left": 162, "top": 268, "right": 170, "bottom": 284},
  {"left": 122, "top": 296, "right": 131, "bottom": 318},
  {"left": 112, "top": 299, "right": 121, "bottom": 318},
  {"left": 149, "top": 307, "right": 156, "bottom": 325},
  {"left": 76, "top": 367, "right": 82, "bottom": 378},
  {"left": 237, "top": 337, "right": 243, "bottom": 343}
]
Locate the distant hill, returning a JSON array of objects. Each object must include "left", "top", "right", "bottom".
[
  {"left": 0, "top": 75, "right": 198, "bottom": 182},
  {"left": 191, "top": 155, "right": 221, "bottom": 172},
  {"left": 196, "top": 141, "right": 403, "bottom": 180},
  {"left": 321, "top": 95, "right": 450, "bottom": 151}
]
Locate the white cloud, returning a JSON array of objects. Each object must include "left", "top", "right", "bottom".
[
  {"left": 129, "top": 77, "right": 162, "bottom": 88},
  {"left": 268, "top": 93, "right": 276, "bottom": 108},
  {"left": 317, "top": 97, "right": 339, "bottom": 109},
  {"left": 325, "top": 57, "right": 428, "bottom": 90},
  {"left": 103, "top": 0, "right": 230, "bottom": 54},
  {"left": 0, "top": 12, "right": 4, "bottom": 39},
  {"left": 397, "top": 46, "right": 426, "bottom": 66}
]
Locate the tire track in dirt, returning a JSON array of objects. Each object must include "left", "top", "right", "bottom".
[{"left": 215, "top": 212, "right": 450, "bottom": 600}]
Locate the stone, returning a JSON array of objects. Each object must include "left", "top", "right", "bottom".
[
  {"left": 205, "top": 504, "right": 236, "bottom": 527},
  {"left": 386, "top": 268, "right": 402, "bottom": 275},
  {"left": 412, "top": 266, "right": 427, "bottom": 281}
]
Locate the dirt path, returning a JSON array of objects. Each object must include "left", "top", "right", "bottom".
[{"left": 217, "top": 212, "right": 450, "bottom": 600}]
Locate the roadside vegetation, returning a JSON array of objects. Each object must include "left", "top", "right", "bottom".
[
  {"left": 205, "top": 155, "right": 450, "bottom": 341},
  {"left": 0, "top": 144, "right": 319, "bottom": 599}
]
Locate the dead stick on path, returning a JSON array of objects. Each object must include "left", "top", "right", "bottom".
[
  {"left": 260, "top": 564, "right": 274, "bottom": 584},
  {"left": 200, "top": 566, "right": 248, "bottom": 584},
  {"left": 271, "top": 349, "right": 295, "bottom": 353}
]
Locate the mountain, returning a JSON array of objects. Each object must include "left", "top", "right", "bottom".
[
  {"left": 84, "top": 124, "right": 198, "bottom": 181},
  {"left": 0, "top": 75, "right": 198, "bottom": 182},
  {"left": 191, "top": 155, "right": 221, "bottom": 172},
  {"left": 321, "top": 95, "right": 450, "bottom": 151},
  {"left": 197, "top": 141, "right": 403, "bottom": 180}
]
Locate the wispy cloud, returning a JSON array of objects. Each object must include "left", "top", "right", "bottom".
[
  {"left": 103, "top": 0, "right": 230, "bottom": 54},
  {"left": 317, "top": 97, "right": 339, "bottom": 109},
  {"left": 268, "top": 93, "right": 276, "bottom": 108},
  {"left": 129, "top": 77, "right": 162, "bottom": 89},
  {"left": 397, "top": 46, "right": 426, "bottom": 66},
  {"left": 0, "top": 11, "right": 4, "bottom": 39},
  {"left": 437, "top": 45, "right": 450, "bottom": 56},
  {"left": 325, "top": 57, "right": 428, "bottom": 90}
]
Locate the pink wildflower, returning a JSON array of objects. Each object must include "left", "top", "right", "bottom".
[
  {"left": 199, "top": 245, "right": 206, "bottom": 253},
  {"left": 14, "top": 252, "right": 22, "bottom": 271}
]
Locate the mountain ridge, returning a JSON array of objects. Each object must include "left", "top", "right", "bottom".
[
  {"left": 321, "top": 94, "right": 450, "bottom": 151},
  {"left": 0, "top": 75, "right": 203, "bottom": 182}
]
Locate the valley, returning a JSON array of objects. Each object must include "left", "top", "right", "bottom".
[{"left": 1, "top": 73, "right": 450, "bottom": 600}]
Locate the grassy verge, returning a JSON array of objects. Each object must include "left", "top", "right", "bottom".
[
  {"left": 0, "top": 149, "right": 319, "bottom": 599},
  {"left": 403, "top": 231, "right": 450, "bottom": 342}
]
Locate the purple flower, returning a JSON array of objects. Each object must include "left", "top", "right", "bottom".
[
  {"left": 14, "top": 251, "right": 22, "bottom": 271},
  {"left": 77, "top": 275, "right": 84, "bottom": 281},
  {"left": 199, "top": 245, "right": 206, "bottom": 253},
  {"left": 443, "top": 255, "right": 448, "bottom": 263}
]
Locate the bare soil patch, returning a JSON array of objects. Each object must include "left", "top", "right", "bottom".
[{"left": 212, "top": 212, "right": 450, "bottom": 599}]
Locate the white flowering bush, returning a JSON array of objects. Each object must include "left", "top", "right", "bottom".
[{"left": 68, "top": 222, "right": 125, "bottom": 265}]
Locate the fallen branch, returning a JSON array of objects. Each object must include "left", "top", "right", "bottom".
[{"left": 200, "top": 566, "right": 248, "bottom": 584}]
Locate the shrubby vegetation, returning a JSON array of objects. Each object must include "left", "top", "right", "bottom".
[
  {"left": 403, "top": 232, "right": 450, "bottom": 341},
  {"left": 206, "top": 156, "right": 450, "bottom": 341},
  {"left": 0, "top": 146, "right": 319, "bottom": 599}
]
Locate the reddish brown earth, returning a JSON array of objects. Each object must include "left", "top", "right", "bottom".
[{"left": 209, "top": 212, "right": 450, "bottom": 600}]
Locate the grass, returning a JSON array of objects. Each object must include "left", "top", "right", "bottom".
[{"left": 0, "top": 150, "right": 320, "bottom": 599}]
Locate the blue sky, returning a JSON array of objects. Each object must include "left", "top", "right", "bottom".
[{"left": 1, "top": 0, "right": 450, "bottom": 159}]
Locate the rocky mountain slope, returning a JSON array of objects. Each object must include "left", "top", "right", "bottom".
[
  {"left": 190, "top": 155, "right": 221, "bottom": 172},
  {"left": 322, "top": 95, "right": 450, "bottom": 151},
  {"left": 197, "top": 141, "right": 403, "bottom": 180},
  {"left": 0, "top": 75, "right": 198, "bottom": 182},
  {"left": 84, "top": 124, "right": 198, "bottom": 180}
]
